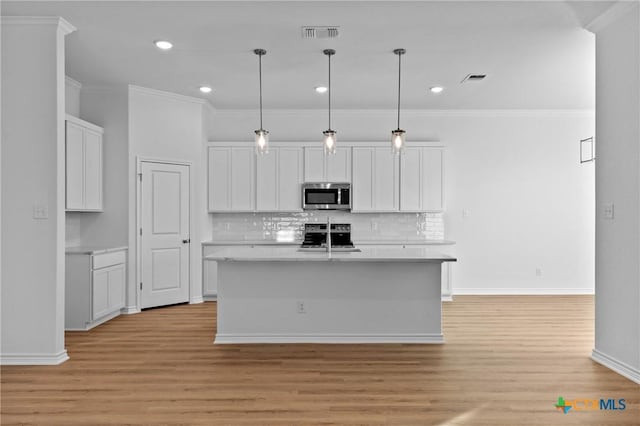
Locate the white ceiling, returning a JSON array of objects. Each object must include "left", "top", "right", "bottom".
[{"left": 2, "top": 1, "right": 608, "bottom": 110}]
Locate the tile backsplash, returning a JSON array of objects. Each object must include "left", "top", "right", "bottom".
[{"left": 210, "top": 211, "right": 444, "bottom": 242}]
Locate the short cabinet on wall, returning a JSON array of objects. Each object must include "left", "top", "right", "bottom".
[
  {"left": 400, "top": 147, "right": 444, "bottom": 212},
  {"left": 208, "top": 146, "right": 255, "bottom": 212},
  {"left": 65, "top": 249, "right": 127, "bottom": 330},
  {"left": 352, "top": 147, "right": 400, "bottom": 212},
  {"left": 304, "top": 147, "right": 351, "bottom": 183},
  {"left": 65, "top": 115, "right": 103, "bottom": 211},
  {"left": 256, "top": 147, "right": 304, "bottom": 212}
]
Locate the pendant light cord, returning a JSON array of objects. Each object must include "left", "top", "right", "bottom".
[
  {"left": 259, "top": 52, "right": 263, "bottom": 130},
  {"left": 328, "top": 52, "right": 332, "bottom": 130},
  {"left": 397, "top": 51, "right": 401, "bottom": 130}
]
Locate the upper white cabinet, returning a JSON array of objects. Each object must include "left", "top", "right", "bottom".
[
  {"left": 256, "top": 147, "right": 303, "bottom": 212},
  {"left": 352, "top": 147, "right": 399, "bottom": 212},
  {"left": 208, "top": 146, "right": 255, "bottom": 212},
  {"left": 66, "top": 116, "right": 103, "bottom": 211},
  {"left": 304, "top": 147, "right": 351, "bottom": 182},
  {"left": 400, "top": 147, "right": 444, "bottom": 212}
]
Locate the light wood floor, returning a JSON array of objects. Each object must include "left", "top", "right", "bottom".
[{"left": 2, "top": 296, "right": 638, "bottom": 425}]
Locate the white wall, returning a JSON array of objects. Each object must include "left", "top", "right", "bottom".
[
  {"left": 1, "top": 17, "right": 74, "bottom": 364},
  {"left": 77, "top": 87, "right": 129, "bottom": 248},
  {"left": 65, "top": 76, "right": 81, "bottom": 117},
  {"left": 208, "top": 109, "right": 595, "bottom": 295},
  {"left": 128, "top": 86, "right": 207, "bottom": 307},
  {"left": 591, "top": 3, "right": 640, "bottom": 383}
]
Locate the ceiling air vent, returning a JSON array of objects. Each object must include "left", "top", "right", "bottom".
[
  {"left": 461, "top": 74, "right": 487, "bottom": 83},
  {"left": 301, "top": 26, "right": 340, "bottom": 39}
]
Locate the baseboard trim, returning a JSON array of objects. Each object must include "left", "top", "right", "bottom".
[
  {"left": 591, "top": 349, "right": 640, "bottom": 384},
  {"left": 190, "top": 296, "right": 204, "bottom": 304},
  {"left": 121, "top": 306, "right": 141, "bottom": 315},
  {"left": 1, "top": 350, "right": 69, "bottom": 366},
  {"left": 454, "top": 288, "right": 594, "bottom": 295},
  {"left": 442, "top": 295, "right": 453, "bottom": 302},
  {"left": 214, "top": 333, "right": 444, "bottom": 344},
  {"left": 203, "top": 295, "right": 217, "bottom": 302}
]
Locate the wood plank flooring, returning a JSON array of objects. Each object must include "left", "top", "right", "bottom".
[{"left": 2, "top": 296, "right": 638, "bottom": 425}]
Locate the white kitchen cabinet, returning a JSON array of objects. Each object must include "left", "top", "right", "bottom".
[
  {"left": 352, "top": 147, "right": 399, "bottom": 212},
  {"left": 304, "top": 147, "right": 351, "bottom": 182},
  {"left": 208, "top": 146, "right": 255, "bottom": 212},
  {"left": 400, "top": 147, "right": 443, "bottom": 212},
  {"left": 66, "top": 115, "right": 103, "bottom": 211},
  {"left": 256, "top": 147, "right": 303, "bottom": 211},
  {"left": 65, "top": 248, "right": 127, "bottom": 330}
]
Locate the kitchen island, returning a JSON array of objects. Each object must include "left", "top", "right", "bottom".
[{"left": 206, "top": 246, "right": 456, "bottom": 344}]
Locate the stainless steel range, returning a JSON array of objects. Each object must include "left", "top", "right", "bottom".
[{"left": 299, "top": 223, "right": 360, "bottom": 252}]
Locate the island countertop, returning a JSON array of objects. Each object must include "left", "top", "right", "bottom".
[{"left": 205, "top": 246, "right": 456, "bottom": 263}]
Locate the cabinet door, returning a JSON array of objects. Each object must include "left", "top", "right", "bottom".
[
  {"left": 92, "top": 269, "right": 110, "bottom": 320},
  {"left": 278, "top": 147, "right": 303, "bottom": 211},
  {"left": 400, "top": 147, "right": 422, "bottom": 211},
  {"left": 374, "top": 148, "right": 399, "bottom": 211},
  {"left": 83, "top": 129, "right": 103, "bottom": 210},
  {"left": 203, "top": 259, "right": 218, "bottom": 296},
  {"left": 326, "top": 147, "right": 351, "bottom": 182},
  {"left": 304, "top": 147, "right": 325, "bottom": 182},
  {"left": 256, "top": 149, "right": 278, "bottom": 211},
  {"left": 422, "top": 149, "right": 443, "bottom": 211},
  {"left": 208, "top": 147, "right": 231, "bottom": 211},
  {"left": 352, "top": 148, "right": 374, "bottom": 211},
  {"left": 230, "top": 148, "right": 255, "bottom": 211},
  {"left": 66, "top": 121, "right": 85, "bottom": 210},
  {"left": 107, "top": 264, "right": 125, "bottom": 312}
]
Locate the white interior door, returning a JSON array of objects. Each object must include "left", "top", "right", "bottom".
[{"left": 140, "top": 161, "right": 190, "bottom": 309}]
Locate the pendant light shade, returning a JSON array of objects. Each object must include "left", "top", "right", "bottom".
[
  {"left": 391, "top": 48, "right": 406, "bottom": 155},
  {"left": 322, "top": 49, "right": 337, "bottom": 155},
  {"left": 254, "top": 48, "right": 269, "bottom": 155}
]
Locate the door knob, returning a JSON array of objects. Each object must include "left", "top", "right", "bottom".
[{"left": 182, "top": 239, "right": 190, "bottom": 244}]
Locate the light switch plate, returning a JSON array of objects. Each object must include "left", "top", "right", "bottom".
[
  {"left": 603, "top": 203, "right": 614, "bottom": 220},
  {"left": 33, "top": 204, "right": 49, "bottom": 219}
]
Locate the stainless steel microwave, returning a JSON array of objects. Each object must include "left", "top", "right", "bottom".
[{"left": 302, "top": 183, "right": 351, "bottom": 210}]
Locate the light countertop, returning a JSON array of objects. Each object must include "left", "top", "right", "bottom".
[
  {"left": 205, "top": 246, "right": 456, "bottom": 263},
  {"left": 65, "top": 246, "right": 128, "bottom": 255},
  {"left": 202, "top": 239, "right": 455, "bottom": 246}
]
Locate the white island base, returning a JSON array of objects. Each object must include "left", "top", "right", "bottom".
[{"left": 210, "top": 247, "right": 455, "bottom": 344}]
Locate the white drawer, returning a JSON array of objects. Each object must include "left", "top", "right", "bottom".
[{"left": 93, "top": 250, "right": 126, "bottom": 270}]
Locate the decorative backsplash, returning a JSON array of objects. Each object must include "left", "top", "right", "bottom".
[{"left": 210, "top": 211, "right": 444, "bottom": 242}]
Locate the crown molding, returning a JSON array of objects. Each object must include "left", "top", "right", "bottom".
[
  {"left": 210, "top": 108, "right": 595, "bottom": 119},
  {"left": 128, "top": 85, "right": 208, "bottom": 106},
  {"left": 0, "top": 16, "right": 76, "bottom": 35},
  {"left": 65, "top": 76, "right": 82, "bottom": 90},
  {"left": 585, "top": 1, "right": 639, "bottom": 33}
]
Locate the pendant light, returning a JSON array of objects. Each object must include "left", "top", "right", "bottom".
[
  {"left": 391, "top": 48, "right": 406, "bottom": 155},
  {"left": 254, "top": 48, "right": 269, "bottom": 155},
  {"left": 322, "top": 49, "right": 337, "bottom": 155}
]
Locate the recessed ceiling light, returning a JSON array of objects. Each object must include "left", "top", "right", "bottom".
[
  {"left": 199, "top": 86, "right": 212, "bottom": 94},
  {"left": 315, "top": 86, "right": 328, "bottom": 94},
  {"left": 154, "top": 40, "right": 173, "bottom": 50},
  {"left": 430, "top": 86, "right": 444, "bottom": 94}
]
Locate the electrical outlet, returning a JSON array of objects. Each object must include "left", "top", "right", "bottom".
[
  {"left": 603, "top": 203, "right": 614, "bottom": 220},
  {"left": 297, "top": 301, "right": 307, "bottom": 314},
  {"left": 535, "top": 267, "right": 542, "bottom": 277},
  {"left": 32, "top": 204, "right": 48, "bottom": 219},
  {"left": 462, "top": 209, "right": 470, "bottom": 219}
]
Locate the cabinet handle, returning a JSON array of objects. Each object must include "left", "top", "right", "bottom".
[{"left": 182, "top": 239, "right": 191, "bottom": 244}]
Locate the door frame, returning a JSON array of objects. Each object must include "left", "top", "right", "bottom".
[{"left": 136, "top": 157, "right": 193, "bottom": 311}]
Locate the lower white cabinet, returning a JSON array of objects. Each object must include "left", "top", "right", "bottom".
[{"left": 66, "top": 248, "right": 127, "bottom": 330}]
